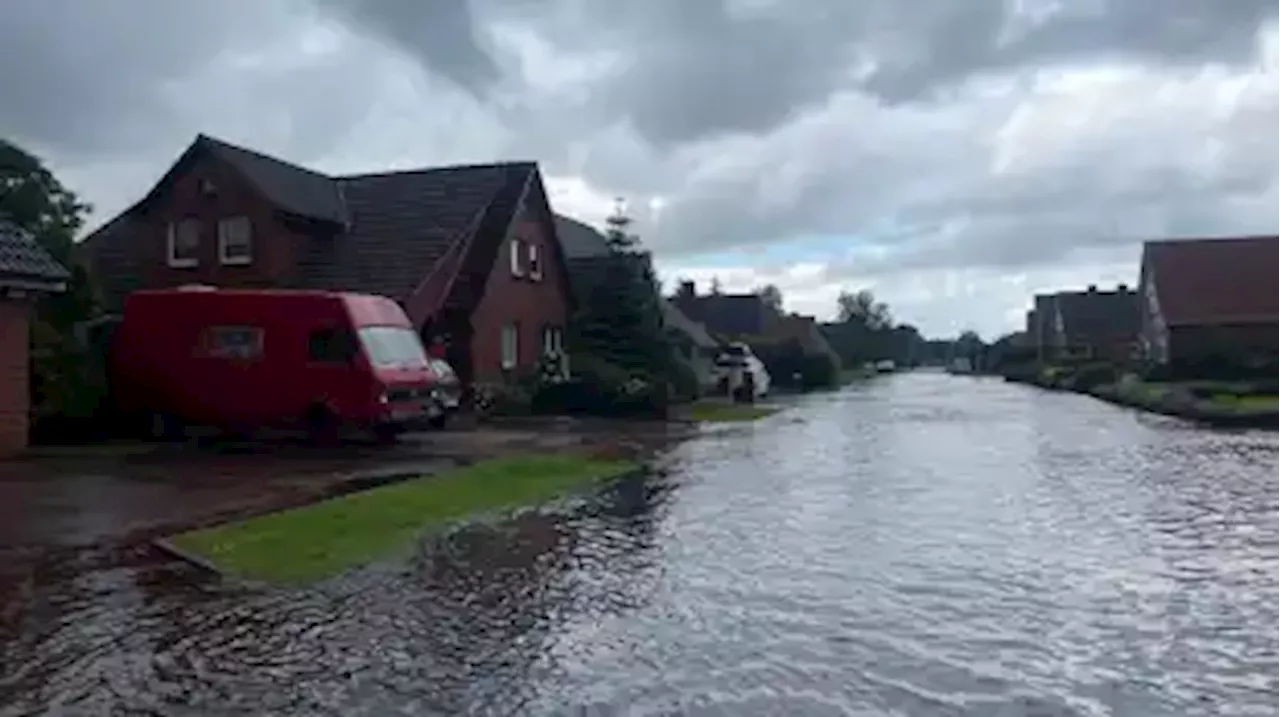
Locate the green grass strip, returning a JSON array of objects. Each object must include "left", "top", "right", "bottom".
[
  {"left": 169, "top": 454, "right": 637, "bottom": 584},
  {"left": 687, "top": 402, "right": 779, "bottom": 423}
]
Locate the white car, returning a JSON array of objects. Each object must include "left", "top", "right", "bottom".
[{"left": 712, "top": 342, "right": 771, "bottom": 399}]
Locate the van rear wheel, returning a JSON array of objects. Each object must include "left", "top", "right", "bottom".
[{"left": 303, "top": 404, "right": 340, "bottom": 445}]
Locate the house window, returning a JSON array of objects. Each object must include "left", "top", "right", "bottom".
[
  {"left": 501, "top": 323, "right": 519, "bottom": 370},
  {"left": 205, "top": 326, "right": 263, "bottom": 359},
  {"left": 541, "top": 325, "right": 563, "bottom": 355},
  {"left": 217, "top": 216, "right": 253, "bottom": 265},
  {"left": 167, "top": 219, "right": 201, "bottom": 268},
  {"left": 528, "top": 243, "right": 543, "bottom": 281},
  {"left": 510, "top": 238, "right": 525, "bottom": 277}
]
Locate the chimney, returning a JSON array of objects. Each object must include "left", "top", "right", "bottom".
[
  {"left": 1087, "top": 284, "right": 1097, "bottom": 293},
  {"left": 1118, "top": 283, "right": 1129, "bottom": 293},
  {"left": 678, "top": 280, "right": 696, "bottom": 298}
]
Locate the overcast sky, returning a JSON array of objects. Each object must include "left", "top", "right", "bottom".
[{"left": 3, "top": 0, "right": 1276, "bottom": 338}]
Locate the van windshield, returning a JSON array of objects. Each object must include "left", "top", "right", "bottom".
[{"left": 357, "top": 326, "right": 428, "bottom": 369}]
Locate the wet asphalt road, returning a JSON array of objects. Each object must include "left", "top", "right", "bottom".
[{"left": 1, "top": 372, "right": 1276, "bottom": 716}]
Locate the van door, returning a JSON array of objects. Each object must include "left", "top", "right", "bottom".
[{"left": 304, "top": 325, "right": 365, "bottom": 420}]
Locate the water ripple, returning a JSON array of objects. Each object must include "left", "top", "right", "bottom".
[{"left": 1, "top": 374, "right": 1276, "bottom": 716}]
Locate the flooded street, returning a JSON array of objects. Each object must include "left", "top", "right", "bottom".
[{"left": 2, "top": 373, "right": 1276, "bottom": 716}]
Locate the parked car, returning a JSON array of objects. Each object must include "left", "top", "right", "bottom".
[
  {"left": 425, "top": 357, "right": 462, "bottom": 428},
  {"left": 874, "top": 359, "right": 897, "bottom": 373},
  {"left": 109, "top": 286, "right": 446, "bottom": 442},
  {"left": 711, "top": 342, "right": 771, "bottom": 400}
]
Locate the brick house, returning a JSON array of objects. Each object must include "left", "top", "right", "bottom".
[
  {"left": 1138, "top": 235, "right": 1278, "bottom": 369},
  {"left": 0, "top": 221, "right": 70, "bottom": 456},
  {"left": 77, "top": 135, "right": 573, "bottom": 386},
  {"left": 1045, "top": 284, "right": 1140, "bottom": 363}
]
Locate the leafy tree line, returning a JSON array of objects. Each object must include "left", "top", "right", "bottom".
[{"left": 0, "top": 138, "right": 105, "bottom": 438}]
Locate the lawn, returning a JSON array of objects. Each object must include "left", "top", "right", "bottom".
[
  {"left": 686, "top": 401, "right": 779, "bottom": 423},
  {"left": 168, "top": 454, "right": 637, "bottom": 584},
  {"left": 1209, "top": 393, "right": 1278, "bottom": 412}
]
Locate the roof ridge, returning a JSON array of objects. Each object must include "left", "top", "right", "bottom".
[
  {"left": 1144, "top": 234, "right": 1279, "bottom": 247},
  {"left": 196, "top": 133, "right": 336, "bottom": 179},
  {"left": 337, "top": 160, "right": 537, "bottom": 182}
]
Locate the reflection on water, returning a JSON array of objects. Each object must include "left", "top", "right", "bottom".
[{"left": 2, "top": 374, "right": 1277, "bottom": 716}]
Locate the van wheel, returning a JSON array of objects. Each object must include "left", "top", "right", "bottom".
[
  {"left": 371, "top": 424, "right": 401, "bottom": 445},
  {"left": 303, "top": 404, "right": 340, "bottom": 445},
  {"left": 427, "top": 413, "right": 448, "bottom": 430},
  {"left": 146, "top": 412, "right": 184, "bottom": 442}
]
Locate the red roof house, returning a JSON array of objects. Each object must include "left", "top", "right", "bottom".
[{"left": 1137, "top": 235, "right": 1278, "bottom": 369}]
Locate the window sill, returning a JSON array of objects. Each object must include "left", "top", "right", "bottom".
[
  {"left": 219, "top": 256, "right": 252, "bottom": 266},
  {"left": 167, "top": 259, "right": 199, "bottom": 269}
]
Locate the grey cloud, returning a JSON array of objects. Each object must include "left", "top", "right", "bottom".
[
  {"left": 330, "top": 0, "right": 1277, "bottom": 146},
  {"left": 313, "top": 0, "right": 501, "bottom": 92}
]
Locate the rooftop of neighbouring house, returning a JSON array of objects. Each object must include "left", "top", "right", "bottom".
[
  {"left": 553, "top": 214, "right": 612, "bottom": 261},
  {"left": 1142, "top": 235, "right": 1279, "bottom": 326},
  {"left": 671, "top": 285, "right": 781, "bottom": 338},
  {"left": 0, "top": 219, "right": 71, "bottom": 284},
  {"left": 1054, "top": 284, "right": 1140, "bottom": 339}
]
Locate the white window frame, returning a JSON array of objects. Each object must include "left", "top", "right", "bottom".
[
  {"left": 167, "top": 219, "right": 201, "bottom": 268},
  {"left": 542, "top": 325, "right": 562, "bottom": 355},
  {"left": 528, "top": 242, "right": 543, "bottom": 281},
  {"left": 217, "top": 215, "right": 253, "bottom": 266},
  {"left": 501, "top": 323, "right": 519, "bottom": 370},
  {"left": 510, "top": 238, "right": 525, "bottom": 277}
]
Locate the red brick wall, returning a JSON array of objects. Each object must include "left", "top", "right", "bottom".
[
  {"left": 469, "top": 207, "right": 570, "bottom": 384},
  {"left": 0, "top": 300, "right": 30, "bottom": 456},
  {"left": 133, "top": 153, "right": 307, "bottom": 290},
  {"left": 1170, "top": 323, "right": 1278, "bottom": 364}
]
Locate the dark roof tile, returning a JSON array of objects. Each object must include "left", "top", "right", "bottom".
[
  {"left": 1143, "top": 235, "right": 1279, "bottom": 326},
  {"left": 554, "top": 214, "right": 611, "bottom": 260},
  {"left": 0, "top": 220, "right": 71, "bottom": 283},
  {"left": 1055, "top": 288, "right": 1139, "bottom": 340},
  {"left": 199, "top": 135, "right": 347, "bottom": 224}
]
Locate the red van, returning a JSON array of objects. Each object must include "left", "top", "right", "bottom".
[{"left": 109, "top": 286, "right": 444, "bottom": 442}]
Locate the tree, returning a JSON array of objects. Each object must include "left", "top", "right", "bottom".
[
  {"left": 756, "top": 284, "right": 783, "bottom": 313},
  {"left": 836, "top": 288, "right": 891, "bottom": 330},
  {"left": 1, "top": 139, "right": 102, "bottom": 431},
  {"left": 569, "top": 199, "right": 681, "bottom": 405},
  {"left": 709, "top": 276, "right": 723, "bottom": 295}
]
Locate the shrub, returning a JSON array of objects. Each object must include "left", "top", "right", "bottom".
[
  {"left": 532, "top": 353, "right": 670, "bottom": 419},
  {"left": 1071, "top": 362, "right": 1119, "bottom": 390}
]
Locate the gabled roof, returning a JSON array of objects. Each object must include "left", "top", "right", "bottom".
[
  {"left": 0, "top": 220, "right": 70, "bottom": 285},
  {"left": 661, "top": 299, "right": 718, "bottom": 349},
  {"left": 296, "top": 162, "right": 536, "bottom": 302},
  {"left": 554, "top": 214, "right": 611, "bottom": 260},
  {"left": 674, "top": 293, "right": 779, "bottom": 337},
  {"left": 198, "top": 136, "right": 348, "bottom": 224},
  {"left": 1055, "top": 287, "right": 1139, "bottom": 340},
  {"left": 1143, "top": 235, "right": 1279, "bottom": 326}
]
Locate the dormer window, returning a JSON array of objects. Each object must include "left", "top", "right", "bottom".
[
  {"left": 218, "top": 216, "right": 253, "bottom": 265},
  {"left": 510, "top": 238, "right": 525, "bottom": 277},
  {"left": 167, "top": 219, "right": 201, "bottom": 268},
  {"left": 528, "top": 243, "right": 542, "bottom": 280}
]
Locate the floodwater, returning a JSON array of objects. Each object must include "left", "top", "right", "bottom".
[{"left": 2, "top": 373, "right": 1276, "bottom": 716}]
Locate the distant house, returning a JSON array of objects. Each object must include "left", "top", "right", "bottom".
[
  {"left": 670, "top": 283, "right": 781, "bottom": 338},
  {"left": 660, "top": 300, "right": 720, "bottom": 389},
  {"left": 1046, "top": 284, "right": 1140, "bottom": 363},
  {"left": 1138, "top": 235, "right": 1278, "bottom": 368},
  {"left": 0, "top": 221, "right": 70, "bottom": 455},
  {"left": 76, "top": 134, "right": 574, "bottom": 385},
  {"left": 554, "top": 216, "right": 719, "bottom": 381}
]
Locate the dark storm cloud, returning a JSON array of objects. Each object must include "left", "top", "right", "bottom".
[
  {"left": 313, "top": 0, "right": 501, "bottom": 91},
  {"left": 0, "top": 1, "right": 286, "bottom": 155},
  {"left": 326, "top": 0, "right": 1277, "bottom": 146}
]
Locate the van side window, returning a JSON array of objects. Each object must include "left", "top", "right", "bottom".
[
  {"left": 308, "top": 328, "right": 354, "bottom": 363},
  {"left": 207, "top": 326, "right": 263, "bottom": 359}
]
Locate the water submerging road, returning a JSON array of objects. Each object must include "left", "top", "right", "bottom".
[{"left": 2, "top": 374, "right": 1276, "bottom": 716}]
